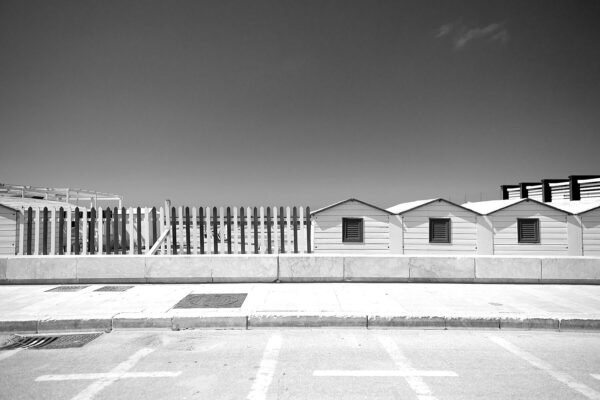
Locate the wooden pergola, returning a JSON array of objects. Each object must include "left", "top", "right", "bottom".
[{"left": 0, "top": 183, "right": 122, "bottom": 208}]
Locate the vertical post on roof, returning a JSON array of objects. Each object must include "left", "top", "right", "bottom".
[
  {"left": 569, "top": 175, "right": 581, "bottom": 201},
  {"left": 500, "top": 185, "right": 510, "bottom": 200},
  {"left": 542, "top": 180, "right": 552, "bottom": 202},
  {"left": 519, "top": 183, "right": 528, "bottom": 199},
  {"left": 306, "top": 206, "right": 311, "bottom": 253}
]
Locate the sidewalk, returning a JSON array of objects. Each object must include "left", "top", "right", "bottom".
[{"left": 1, "top": 283, "right": 600, "bottom": 332}]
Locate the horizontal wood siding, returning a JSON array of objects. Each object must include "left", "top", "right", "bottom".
[
  {"left": 313, "top": 201, "right": 390, "bottom": 253},
  {"left": 0, "top": 205, "right": 17, "bottom": 255},
  {"left": 403, "top": 200, "right": 477, "bottom": 254},
  {"left": 490, "top": 201, "right": 569, "bottom": 255},
  {"left": 582, "top": 209, "right": 600, "bottom": 256}
]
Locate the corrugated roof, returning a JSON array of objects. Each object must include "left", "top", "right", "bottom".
[
  {"left": 462, "top": 198, "right": 571, "bottom": 215},
  {"left": 311, "top": 198, "right": 393, "bottom": 215},
  {"left": 547, "top": 199, "right": 600, "bottom": 215},
  {"left": 0, "top": 196, "right": 77, "bottom": 211},
  {"left": 386, "top": 199, "right": 438, "bottom": 214},
  {"left": 387, "top": 198, "right": 482, "bottom": 215}
]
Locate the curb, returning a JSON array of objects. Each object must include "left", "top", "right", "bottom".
[{"left": 1, "top": 316, "right": 600, "bottom": 333}]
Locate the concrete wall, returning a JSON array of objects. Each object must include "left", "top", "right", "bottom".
[{"left": 2, "top": 254, "right": 599, "bottom": 284}]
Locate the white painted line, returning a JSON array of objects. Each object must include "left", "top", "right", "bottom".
[
  {"left": 489, "top": 336, "right": 600, "bottom": 400},
  {"left": 592, "top": 374, "right": 600, "bottom": 381},
  {"left": 314, "top": 370, "right": 458, "bottom": 377},
  {"left": 34, "top": 347, "right": 180, "bottom": 400},
  {"left": 36, "top": 371, "right": 181, "bottom": 381},
  {"left": 247, "top": 334, "right": 282, "bottom": 400},
  {"left": 377, "top": 334, "right": 441, "bottom": 400},
  {"left": 0, "top": 349, "right": 22, "bottom": 361}
]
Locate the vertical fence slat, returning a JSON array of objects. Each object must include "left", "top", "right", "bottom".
[
  {"left": 204, "top": 207, "right": 211, "bottom": 254},
  {"left": 273, "top": 207, "right": 279, "bottom": 254},
  {"left": 218, "top": 206, "right": 224, "bottom": 254},
  {"left": 171, "top": 207, "right": 177, "bottom": 255},
  {"left": 286, "top": 206, "right": 292, "bottom": 252},
  {"left": 226, "top": 207, "right": 232, "bottom": 254},
  {"left": 57, "top": 207, "right": 63, "bottom": 255},
  {"left": 136, "top": 207, "right": 142, "bottom": 255},
  {"left": 152, "top": 207, "right": 158, "bottom": 249},
  {"left": 26, "top": 207, "right": 33, "bottom": 255},
  {"left": 293, "top": 206, "right": 298, "bottom": 253},
  {"left": 120, "top": 207, "right": 126, "bottom": 255},
  {"left": 18, "top": 208, "right": 25, "bottom": 255},
  {"left": 279, "top": 206, "right": 285, "bottom": 254},
  {"left": 90, "top": 208, "right": 96, "bottom": 254},
  {"left": 253, "top": 207, "right": 258, "bottom": 254},
  {"left": 42, "top": 207, "right": 48, "bottom": 255},
  {"left": 115, "top": 207, "right": 120, "bottom": 254},
  {"left": 240, "top": 207, "right": 246, "bottom": 255},
  {"left": 212, "top": 207, "right": 218, "bottom": 254},
  {"left": 191, "top": 207, "right": 197, "bottom": 254},
  {"left": 266, "top": 206, "right": 272, "bottom": 254},
  {"left": 259, "top": 207, "right": 265, "bottom": 254},
  {"left": 97, "top": 207, "right": 103, "bottom": 255},
  {"left": 185, "top": 207, "right": 191, "bottom": 255},
  {"left": 81, "top": 207, "right": 87, "bottom": 255},
  {"left": 298, "top": 206, "right": 305, "bottom": 254},
  {"left": 127, "top": 208, "right": 134, "bottom": 255},
  {"left": 33, "top": 207, "right": 40, "bottom": 255},
  {"left": 176, "top": 207, "right": 182, "bottom": 255},
  {"left": 144, "top": 207, "right": 151, "bottom": 254},
  {"left": 50, "top": 208, "right": 56, "bottom": 255},
  {"left": 306, "top": 206, "right": 311, "bottom": 253},
  {"left": 105, "top": 208, "right": 112, "bottom": 255},
  {"left": 158, "top": 207, "right": 165, "bottom": 255},
  {"left": 233, "top": 206, "right": 238, "bottom": 254},
  {"left": 65, "top": 207, "right": 71, "bottom": 255},
  {"left": 74, "top": 207, "right": 80, "bottom": 255},
  {"left": 199, "top": 206, "right": 205, "bottom": 255}
]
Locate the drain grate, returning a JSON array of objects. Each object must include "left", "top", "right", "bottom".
[
  {"left": 173, "top": 293, "right": 247, "bottom": 309},
  {"left": 0, "top": 333, "right": 103, "bottom": 350},
  {"left": 94, "top": 286, "right": 133, "bottom": 292},
  {"left": 46, "top": 286, "right": 89, "bottom": 293}
]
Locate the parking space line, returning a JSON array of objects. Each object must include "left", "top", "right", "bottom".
[
  {"left": 0, "top": 349, "right": 22, "bottom": 361},
  {"left": 489, "top": 336, "right": 600, "bottom": 400},
  {"left": 314, "top": 370, "right": 457, "bottom": 377},
  {"left": 247, "top": 334, "right": 282, "bottom": 400},
  {"left": 35, "top": 347, "right": 181, "bottom": 400},
  {"left": 592, "top": 374, "right": 600, "bottom": 381},
  {"left": 377, "top": 334, "right": 441, "bottom": 400}
]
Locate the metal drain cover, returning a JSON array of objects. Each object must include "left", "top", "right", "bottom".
[
  {"left": 46, "top": 286, "right": 89, "bottom": 293},
  {"left": 0, "top": 333, "right": 103, "bottom": 350},
  {"left": 174, "top": 293, "right": 247, "bottom": 309},
  {"left": 94, "top": 286, "right": 133, "bottom": 292}
]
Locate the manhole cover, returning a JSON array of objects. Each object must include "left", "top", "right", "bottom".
[
  {"left": 0, "top": 333, "right": 103, "bottom": 350},
  {"left": 94, "top": 286, "right": 133, "bottom": 292},
  {"left": 46, "top": 286, "right": 89, "bottom": 293},
  {"left": 173, "top": 293, "right": 247, "bottom": 309}
]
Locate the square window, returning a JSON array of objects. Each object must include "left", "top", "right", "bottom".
[
  {"left": 342, "top": 218, "right": 363, "bottom": 242},
  {"left": 429, "top": 218, "right": 451, "bottom": 243},
  {"left": 518, "top": 219, "right": 540, "bottom": 243}
]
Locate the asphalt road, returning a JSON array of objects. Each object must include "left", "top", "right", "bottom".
[{"left": 1, "top": 329, "right": 599, "bottom": 400}]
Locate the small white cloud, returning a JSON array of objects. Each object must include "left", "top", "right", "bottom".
[{"left": 436, "top": 21, "right": 509, "bottom": 50}]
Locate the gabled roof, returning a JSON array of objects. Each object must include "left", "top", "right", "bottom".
[
  {"left": 462, "top": 198, "right": 572, "bottom": 215},
  {"left": 311, "top": 198, "right": 393, "bottom": 216},
  {"left": 386, "top": 198, "right": 481, "bottom": 215},
  {"left": 0, "top": 196, "right": 77, "bottom": 212},
  {"left": 549, "top": 199, "right": 600, "bottom": 215}
]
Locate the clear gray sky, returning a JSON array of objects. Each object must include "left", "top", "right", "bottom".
[{"left": 1, "top": 0, "right": 599, "bottom": 208}]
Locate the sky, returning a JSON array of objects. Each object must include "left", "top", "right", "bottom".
[{"left": 1, "top": 0, "right": 599, "bottom": 208}]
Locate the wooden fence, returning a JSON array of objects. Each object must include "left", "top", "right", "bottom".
[{"left": 16, "top": 206, "right": 313, "bottom": 256}]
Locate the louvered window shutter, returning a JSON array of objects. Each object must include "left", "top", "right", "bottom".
[
  {"left": 518, "top": 219, "right": 540, "bottom": 243},
  {"left": 429, "top": 218, "right": 451, "bottom": 243},
  {"left": 342, "top": 218, "right": 363, "bottom": 242}
]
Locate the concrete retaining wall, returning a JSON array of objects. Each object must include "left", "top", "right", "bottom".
[{"left": 1, "top": 255, "right": 599, "bottom": 284}]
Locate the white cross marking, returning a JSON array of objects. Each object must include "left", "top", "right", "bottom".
[
  {"left": 313, "top": 335, "right": 457, "bottom": 400},
  {"left": 36, "top": 348, "right": 181, "bottom": 400}
]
